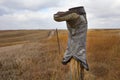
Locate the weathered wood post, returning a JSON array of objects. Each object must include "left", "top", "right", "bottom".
[
  {"left": 53, "top": 6, "right": 89, "bottom": 80},
  {"left": 70, "top": 59, "right": 85, "bottom": 80}
]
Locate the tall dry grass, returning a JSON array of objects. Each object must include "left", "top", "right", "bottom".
[
  {"left": 0, "top": 30, "right": 119, "bottom": 80},
  {"left": 86, "top": 30, "right": 120, "bottom": 80}
]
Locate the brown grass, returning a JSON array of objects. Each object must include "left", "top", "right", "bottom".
[
  {"left": 86, "top": 30, "right": 120, "bottom": 80},
  {"left": 0, "top": 29, "right": 120, "bottom": 80}
]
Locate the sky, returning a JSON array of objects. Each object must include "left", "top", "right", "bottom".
[{"left": 0, "top": 0, "right": 120, "bottom": 30}]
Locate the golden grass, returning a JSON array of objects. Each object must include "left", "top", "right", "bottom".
[
  {"left": 86, "top": 30, "right": 120, "bottom": 80},
  {"left": 0, "top": 29, "right": 119, "bottom": 80}
]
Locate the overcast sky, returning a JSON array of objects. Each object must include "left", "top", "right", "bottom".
[{"left": 0, "top": 0, "right": 120, "bottom": 30}]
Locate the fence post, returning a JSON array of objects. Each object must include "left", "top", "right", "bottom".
[
  {"left": 70, "top": 58, "right": 84, "bottom": 80},
  {"left": 56, "top": 28, "right": 61, "bottom": 54}
]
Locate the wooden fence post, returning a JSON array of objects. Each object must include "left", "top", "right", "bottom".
[
  {"left": 70, "top": 58, "right": 84, "bottom": 80},
  {"left": 56, "top": 28, "right": 61, "bottom": 54}
]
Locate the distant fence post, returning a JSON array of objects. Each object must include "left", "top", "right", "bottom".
[{"left": 56, "top": 28, "right": 61, "bottom": 54}]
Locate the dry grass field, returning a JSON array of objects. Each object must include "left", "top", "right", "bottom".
[{"left": 0, "top": 29, "right": 120, "bottom": 80}]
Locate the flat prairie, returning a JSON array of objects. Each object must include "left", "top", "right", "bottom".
[{"left": 0, "top": 29, "right": 119, "bottom": 80}]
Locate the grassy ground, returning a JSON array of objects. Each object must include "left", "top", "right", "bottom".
[
  {"left": 86, "top": 30, "right": 120, "bottom": 80},
  {"left": 0, "top": 29, "right": 120, "bottom": 80},
  {"left": 0, "top": 30, "right": 49, "bottom": 47}
]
